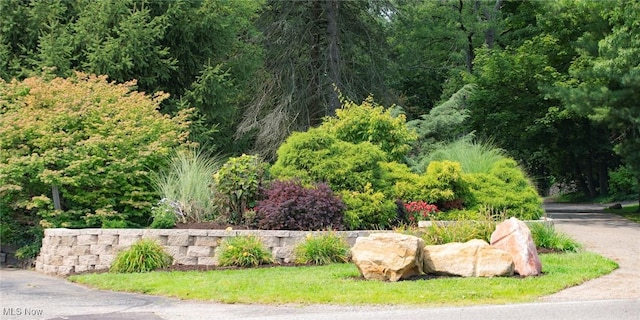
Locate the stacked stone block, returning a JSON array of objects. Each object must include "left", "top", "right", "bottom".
[{"left": 35, "top": 228, "right": 381, "bottom": 276}]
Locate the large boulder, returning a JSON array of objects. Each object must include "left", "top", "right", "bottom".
[
  {"left": 491, "top": 217, "right": 542, "bottom": 276},
  {"left": 423, "top": 239, "right": 514, "bottom": 277},
  {"left": 351, "top": 233, "right": 424, "bottom": 281}
]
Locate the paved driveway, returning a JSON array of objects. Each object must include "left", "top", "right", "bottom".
[{"left": 1, "top": 203, "right": 639, "bottom": 320}]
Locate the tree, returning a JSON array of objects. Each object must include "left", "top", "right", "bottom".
[
  {"left": 237, "top": 0, "right": 392, "bottom": 159},
  {"left": 0, "top": 73, "right": 190, "bottom": 249},
  {"left": 556, "top": 2, "right": 640, "bottom": 206}
]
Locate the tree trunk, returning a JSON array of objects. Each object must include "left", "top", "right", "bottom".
[
  {"left": 483, "top": 0, "right": 502, "bottom": 48},
  {"left": 326, "top": 0, "right": 341, "bottom": 116}
]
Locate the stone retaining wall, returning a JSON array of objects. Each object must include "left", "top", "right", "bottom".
[{"left": 35, "top": 228, "right": 383, "bottom": 276}]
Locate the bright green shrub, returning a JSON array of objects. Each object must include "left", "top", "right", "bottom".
[
  {"left": 270, "top": 128, "right": 387, "bottom": 192},
  {"left": 464, "top": 159, "right": 544, "bottom": 220},
  {"left": 0, "top": 74, "right": 190, "bottom": 237},
  {"left": 214, "top": 154, "right": 269, "bottom": 225},
  {"left": 320, "top": 96, "right": 417, "bottom": 162},
  {"left": 151, "top": 149, "right": 221, "bottom": 223},
  {"left": 110, "top": 239, "right": 173, "bottom": 273},
  {"left": 415, "top": 139, "right": 507, "bottom": 174},
  {"left": 340, "top": 184, "right": 397, "bottom": 230},
  {"left": 216, "top": 235, "right": 274, "bottom": 267},
  {"left": 294, "top": 232, "right": 350, "bottom": 265}
]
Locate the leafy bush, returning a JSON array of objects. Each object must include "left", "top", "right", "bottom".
[
  {"left": 270, "top": 128, "right": 388, "bottom": 192},
  {"left": 151, "top": 149, "right": 220, "bottom": 223},
  {"left": 463, "top": 159, "right": 544, "bottom": 220},
  {"left": 215, "top": 235, "right": 274, "bottom": 267},
  {"left": 0, "top": 73, "right": 190, "bottom": 236},
  {"left": 294, "top": 232, "right": 351, "bottom": 265},
  {"left": 530, "top": 223, "right": 582, "bottom": 253},
  {"left": 320, "top": 95, "right": 417, "bottom": 161},
  {"left": 403, "top": 201, "right": 439, "bottom": 223},
  {"left": 340, "top": 184, "right": 397, "bottom": 230},
  {"left": 149, "top": 200, "right": 177, "bottom": 229},
  {"left": 110, "top": 239, "right": 173, "bottom": 273},
  {"left": 608, "top": 165, "right": 639, "bottom": 200},
  {"left": 214, "top": 154, "right": 269, "bottom": 225},
  {"left": 255, "top": 180, "right": 345, "bottom": 231}
]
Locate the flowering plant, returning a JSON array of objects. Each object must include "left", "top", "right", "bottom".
[{"left": 404, "top": 201, "right": 439, "bottom": 222}]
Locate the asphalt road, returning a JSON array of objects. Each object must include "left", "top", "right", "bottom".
[{"left": 1, "top": 203, "right": 639, "bottom": 320}]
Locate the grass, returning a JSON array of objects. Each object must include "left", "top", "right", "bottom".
[
  {"left": 606, "top": 204, "right": 640, "bottom": 223},
  {"left": 151, "top": 148, "right": 221, "bottom": 223},
  {"left": 422, "top": 139, "right": 507, "bottom": 174},
  {"left": 529, "top": 223, "right": 582, "bottom": 252},
  {"left": 69, "top": 252, "right": 617, "bottom": 306}
]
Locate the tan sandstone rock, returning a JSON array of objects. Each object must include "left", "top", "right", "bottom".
[
  {"left": 490, "top": 217, "right": 542, "bottom": 276},
  {"left": 351, "top": 233, "right": 424, "bottom": 281},
  {"left": 423, "top": 239, "right": 514, "bottom": 277}
]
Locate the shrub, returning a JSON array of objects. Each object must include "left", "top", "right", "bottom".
[
  {"left": 151, "top": 149, "right": 220, "bottom": 223},
  {"left": 255, "top": 180, "right": 345, "bottom": 231},
  {"left": 340, "top": 184, "right": 397, "bottom": 230},
  {"left": 403, "top": 201, "right": 439, "bottom": 223},
  {"left": 463, "top": 159, "right": 544, "bottom": 220},
  {"left": 216, "top": 235, "right": 274, "bottom": 267},
  {"left": 294, "top": 232, "right": 351, "bottom": 265},
  {"left": 149, "top": 200, "right": 177, "bottom": 229},
  {"left": 608, "top": 165, "right": 639, "bottom": 200},
  {"left": 110, "top": 239, "right": 173, "bottom": 273},
  {"left": 269, "top": 128, "right": 388, "bottom": 192},
  {"left": 530, "top": 223, "right": 582, "bottom": 252},
  {"left": 422, "top": 160, "right": 470, "bottom": 208},
  {"left": 214, "top": 154, "right": 269, "bottom": 225},
  {"left": 320, "top": 95, "right": 417, "bottom": 162},
  {"left": 0, "top": 73, "right": 190, "bottom": 236}
]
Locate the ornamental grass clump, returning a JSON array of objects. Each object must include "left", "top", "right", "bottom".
[
  {"left": 110, "top": 239, "right": 173, "bottom": 273},
  {"left": 530, "top": 223, "right": 582, "bottom": 253},
  {"left": 294, "top": 232, "right": 351, "bottom": 265},
  {"left": 216, "top": 236, "right": 274, "bottom": 267}
]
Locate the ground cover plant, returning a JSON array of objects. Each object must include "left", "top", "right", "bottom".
[
  {"left": 605, "top": 205, "right": 640, "bottom": 223},
  {"left": 70, "top": 252, "right": 617, "bottom": 306}
]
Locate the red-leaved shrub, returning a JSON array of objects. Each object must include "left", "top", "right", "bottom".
[{"left": 255, "top": 180, "right": 345, "bottom": 230}]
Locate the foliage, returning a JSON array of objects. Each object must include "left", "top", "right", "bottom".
[
  {"left": 405, "top": 218, "right": 497, "bottom": 246},
  {"left": 270, "top": 128, "right": 387, "bottom": 192},
  {"left": 403, "top": 201, "right": 439, "bottom": 223},
  {"left": 529, "top": 223, "right": 582, "bottom": 253},
  {"left": 148, "top": 200, "right": 177, "bottom": 229},
  {"left": 110, "top": 239, "right": 173, "bottom": 273},
  {"left": 255, "top": 180, "right": 345, "bottom": 231},
  {"left": 71, "top": 253, "right": 618, "bottom": 305},
  {"left": 463, "top": 159, "right": 544, "bottom": 220},
  {"left": 215, "top": 235, "right": 273, "bottom": 268},
  {"left": 320, "top": 95, "right": 417, "bottom": 162},
  {"left": 214, "top": 154, "right": 269, "bottom": 225},
  {"left": 608, "top": 166, "right": 639, "bottom": 200},
  {"left": 0, "top": 0, "right": 262, "bottom": 156},
  {"left": 339, "top": 184, "right": 397, "bottom": 230},
  {"left": 417, "top": 139, "right": 507, "bottom": 175},
  {"left": 0, "top": 74, "right": 190, "bottom": 237},
  {"left": 293, "top": 232, "right": 350, "bottom": 265},
  {"left": 151, "top": 149, "right": 220, "bottom": 224},
  {"left": 237, "top": 0, "right": 392, "bottom": 159},
  {"left": 406, "top": 84, "right": 475, "bottom": 158}
]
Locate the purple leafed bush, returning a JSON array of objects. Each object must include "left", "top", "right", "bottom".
[{"left": 255, "top": 180, "right": 346, "bottom": 231}]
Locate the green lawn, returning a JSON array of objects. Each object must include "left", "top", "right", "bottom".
[
  {"left": 606, "top": 204, "right": 640, "bottom": 223},
  {"left": 69, "top": 252, "right": 617, "bottom": 306}
]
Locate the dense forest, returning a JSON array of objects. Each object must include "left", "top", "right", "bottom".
[{"left": 1, "top": 0, "right": 638, "bottom": 202}]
